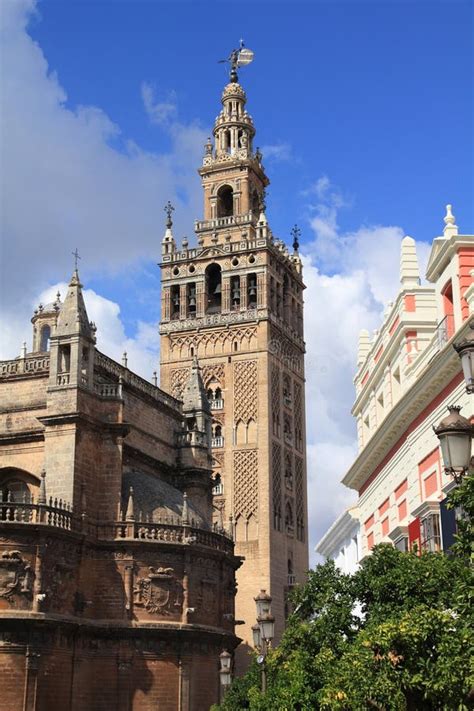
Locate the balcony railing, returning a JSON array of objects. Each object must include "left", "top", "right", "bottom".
[
  {"left": 0, "top": 354, "right": 50, "bottom": 378},
  {"left": 177, "top": 430, "right": 208, "bottom": 447},
  {"left": 114, "top": 520, "right": 233, "bottom": 554},
  {"left": 0, "top": 498, "right": 73, "bottom": 530},
  {"left": 211, "top": 436, "right": 224, "bottom": 448},
  {"left": 287, "top": 574, "right": 297, "bottom": 587},
  {"left": 210, "top": 399, "right": 224, "bottom": 410},
  {"left": 0, "top": 500, "right": 235, "bottom": 553},
  {"left": 195, "top": 212, "right": 254, "bottom": 233}
]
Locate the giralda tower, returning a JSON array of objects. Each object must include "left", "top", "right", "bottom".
[{"left": 159, "top": 49, "right": 308, "bottom": 664}]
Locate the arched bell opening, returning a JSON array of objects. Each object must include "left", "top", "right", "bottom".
[
  {"left": 216, "top": 185, "right": 234, "bottom": 218},
  {"left": 206, "top": 263, "right": 222, "bottom": 314}
]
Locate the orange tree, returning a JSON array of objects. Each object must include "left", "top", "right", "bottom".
[{"left": 215, "top": 479, "right": 474, "bottom": 710}]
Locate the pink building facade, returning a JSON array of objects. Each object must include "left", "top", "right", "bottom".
[{"left": 318, "top": 206, "right": 473, "bottom": 562}]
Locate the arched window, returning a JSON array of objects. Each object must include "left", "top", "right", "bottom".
[
  {"left": 171, "top": 285, "right": 180, "bottom": 319},
  {"left": 216, "top": 185, "right": 234, "bottom": 218},
  {"left": 187, "top": 283, "right": 196, "bottom": 316},
  {"left": 231, "top": 276, "right": 240, "bottom": 310},
  {"left": 206, "top": 264, "right": 222, "bottom": 313},
  {"left": 247, "top": 274, "right": 257, "bottom": 309},
  {"left": 40, "top": 324, "right": 51, "bottom": 352}
]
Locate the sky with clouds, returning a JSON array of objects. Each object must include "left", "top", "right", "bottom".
[{"left": 1, "top": 0, "right": 472, "bottom": 564}]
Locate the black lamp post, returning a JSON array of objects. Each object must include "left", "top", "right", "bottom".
[
  {"left": 453, "top": 319, "right": 474, "bottom": 394},
  {"left": 434, "top": 406, "right": 472, "bottom": 483},
  {"left": 253, "top": 590, "right": 275, "bottom": 694}
]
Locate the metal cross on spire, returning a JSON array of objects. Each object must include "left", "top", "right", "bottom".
[
  {"left": 72, "top": 248, "right": 81, "bottom": 270},
  {"left": 291, "top": 225, "right": 301, "bottom": 253},
  {"left": 164, "top": 201, "right": 175, "bottom": 229}
]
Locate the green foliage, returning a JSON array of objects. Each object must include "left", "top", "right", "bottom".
[
  {"left": 216, "top": 478, "right": 474, "bottom": 710},
  {"left": 446, "top": 473, "right": 474, "bottom": 559}
]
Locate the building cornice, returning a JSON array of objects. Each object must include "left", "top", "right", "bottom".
[
  {"left": 315, "top": 507, "right": 359, "bottom": 557},
  {"left": 426, "top": 234, "right": 474, "bottom": 282},
  {"left": 342, "top": 320, "right": 469, "bottom": 492}
]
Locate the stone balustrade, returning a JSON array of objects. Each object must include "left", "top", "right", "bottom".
[
  {"left": 113, "top": 520, "right": 234, "bottom": 554},
  {"left": 0, "top": 496, "right": 73, "bottom": 530},
  {"left": 0, "top": 354, "right": 50, "bottom": 378},
  {"left": 95, "top": 351, "right": 181, "bottom": 411}
]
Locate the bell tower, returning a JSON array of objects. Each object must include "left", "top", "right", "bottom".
[{"left": 159, "top": 55, "right": 308, "bottom": 666}]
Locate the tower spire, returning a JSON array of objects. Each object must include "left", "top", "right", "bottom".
[
  {"left": 55, "top": 267, "right": 93, "bottom": 338},
  {"left": 162, "top": 201, "right": 176, "bottom": 256}
]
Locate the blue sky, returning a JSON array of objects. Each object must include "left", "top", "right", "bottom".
[{"left": 1, "top": 0, "right": 472, "bottom": 556}]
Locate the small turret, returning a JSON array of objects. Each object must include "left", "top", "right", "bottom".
[
  {"left": 48, "top": 265, "right": 95, "bottom": 391},
  {"left": 55, "top": 271, "right": 93, "bottom": 339},
  {"left": 400, "top": 236, "right": 420, "bottom": 288},
  {"left": 31, "top": 291, "right": 61, "bottom": 352},
  {"left": 162, "top": 201, "right": 176, "bottom": 256}
]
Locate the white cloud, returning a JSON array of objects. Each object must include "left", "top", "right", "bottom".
[
  {"left": 141, "top": 81, "right": 178, "bottom": 125},
  {"left": 301, "top": 176, "right": 431, "bottom": 551},
  {"left": 37, "top": 283, "right": 159, "bottom": 380},
  {"left": 0, "top": 0, "right": 207, "bottom": 325},
  {"left": 260, "top": 142, "right": 292, "bottom": 162}
]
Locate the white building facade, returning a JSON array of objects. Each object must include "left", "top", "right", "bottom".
[{"left": 317, "top": 206, "right": 473, "bottom": 564}]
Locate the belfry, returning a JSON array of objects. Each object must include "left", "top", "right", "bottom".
[{"left": 159, "top": 49, "right": 309, "bottom": 663}]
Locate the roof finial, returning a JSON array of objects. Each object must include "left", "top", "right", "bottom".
[
  {"left": 291, "top": 224, "right": 301, "bottom": 253},
  {"left": 72, "top": 248, "right": 81, "bottom": 271},
  {"left": 443, "top": 203, "right": 458, "bottom": 237},
  {"left": 164, "top": 200, "right": 174, "bottom": 229}
]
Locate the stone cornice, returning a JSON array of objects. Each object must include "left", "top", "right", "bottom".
[
  {"left": 352, "top": 314, "right": 438, "bottom": 415},
  {"left": 426, "top": 234, "right": 474, "bottom": 282},
  {"left": 315, "top": 507, "right": 359, "bottom": 557},
  {"left": 342, "top": 331, "right": 463, "bottom": 492}
]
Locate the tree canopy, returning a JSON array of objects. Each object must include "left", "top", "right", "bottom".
[{"left": 215, "top": 477, "right": 474, "bottom": 711}]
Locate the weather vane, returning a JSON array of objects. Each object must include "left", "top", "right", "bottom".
[
  {"left": 72, "top": 248, "right": 81, "bottom": 270},
  {"left": 218, "top": 39, "right": 254, "bottom": 83},
  {"left": 164, "top": 201, "right": 175, "bottom": 229},
  {"left": 291, "top": 225, "right": 301, "bottom": 253}
]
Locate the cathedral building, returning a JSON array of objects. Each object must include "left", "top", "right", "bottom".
[
  {"left": 0, "top": 61, "right": 309, "bottom": 708},
  {"left": 159, "top": 70, "right": 309, "bottom": 660}
]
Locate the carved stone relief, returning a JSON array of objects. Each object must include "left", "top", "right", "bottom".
[
  {"left": 133, "top": 566, "right": 182, "bottom": 616},
  {"left": 0, "top": 551, "right": 33, "bottom": 608}
]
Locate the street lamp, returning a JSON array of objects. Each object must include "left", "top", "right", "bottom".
[
  {"left": 434, "top": 405, "right": 472, "bottom": 483},
  {"left": 259, "top": 613, "right": 275, "bottom": 644},
  {"left": 254, "top": 589, "right": 272, "bottom": 618},
  {"left": 219, "top": 650, "right": 232, "bottom": 696},
  {"left": 251, "top": 623, "right": 261, "bottom": 649},
  {"left": 453, "top": 319, "right": 474, "bottom": 394},
  {"left": 253, "top": 590, "right": 275, "bottom": 694}
]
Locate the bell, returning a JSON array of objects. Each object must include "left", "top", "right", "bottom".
[
  {"left": 172, "top": 294, "right": 180, "bottom": 307},
  {"left": 189, "top": 296, "right": 196, "bottom": 307},
  {"left": 213, "top": 283, "right": 222, "bottom": 296},
  {"left": 232, "top": 288, "right": 240, "bottom": 300},
  {"left": 248, "top": 285, "right": 257, "bottom": 297}
]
